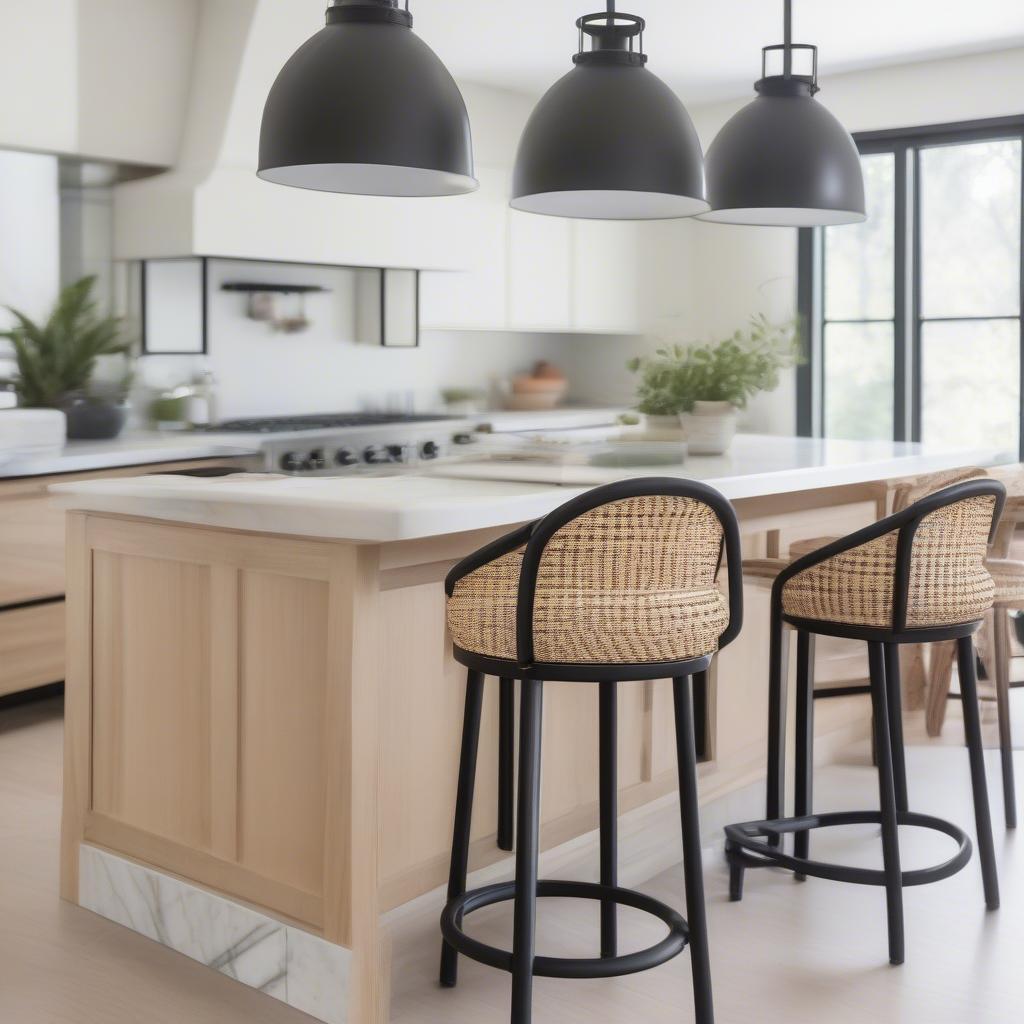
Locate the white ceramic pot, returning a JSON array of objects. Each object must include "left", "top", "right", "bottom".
[
  {"left": 679, "top": 400, "right": 737, "bottom": 455},
  {"left": 641, "top": 413, "right": 685, "bottom": 440},
  {"left": 0, "top": 407, "right": 67, "bottom": 464}
]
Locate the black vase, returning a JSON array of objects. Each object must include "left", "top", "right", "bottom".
[{"left": 59, "top": 395, "right": 127, "bottom": 440}]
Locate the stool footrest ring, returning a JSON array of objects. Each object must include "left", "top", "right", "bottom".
[
  {"left": 724, "top": 810, "right": 972, "bottom": 887},
  {"left": 440, "top": 879, "right": 689, "bottom": 979}
]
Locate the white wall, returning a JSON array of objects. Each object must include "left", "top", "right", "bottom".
[
  {"left": 563, "top": 45, "right": 1024, "bottom": 433},
  {"left": 114, "top": 3, "right": 516, "bottom": 269},
  {"left": 671, "top": 45, "right": 1024, "bottom": 435},
  {"left": 122, "top": 15, "right": 605, "bottom": 420},
  {"left": 136, "top": 259, "right": 568, "bottom": 420},
  {"left": 0, "top": 151, "right": 61, "bottom": 378},
  {"left": 0, "top": 151, "right": 61, "bottom": 330},
  {"left": 0, "top": 0, "right": 198, "bottom": 166},
  {"left": 76, "top": 0, "right": 200, "bottom": 166},
  {"left": 30, "top": 6, "right": 1024, "bottom": 427},
  {"left": 0, "top": 1, "right": 78, "bottom": 156}
]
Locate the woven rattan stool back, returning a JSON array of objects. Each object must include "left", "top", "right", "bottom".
[
  {"left": 529, "top": 494, "right": 727, "bottom": 664},
  {"left": 778, "top": 479, "right": 1006, "bottom": 633},
  {"left": 446, "top": 478, "right": 743, "bottom": 670}
]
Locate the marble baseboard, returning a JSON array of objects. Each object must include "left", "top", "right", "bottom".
[{"left": 78, "top": 844, "right": 349, "bottom": 1024}]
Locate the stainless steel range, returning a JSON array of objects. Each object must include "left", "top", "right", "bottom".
[{"left": 205, "top": 412, "right": 476, "bottom": 475}]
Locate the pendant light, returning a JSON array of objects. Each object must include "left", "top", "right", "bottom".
[
  {"left": 699, "top": 0, "right": 865, "bottom": 226},
  {"left": 258, "top": 0, "right": 476, "bottom": 197},
  {"left": 511, "top": 2, "right": 707, "bottom": 220}
]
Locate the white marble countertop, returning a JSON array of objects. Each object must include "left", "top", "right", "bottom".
[
  {"left": 51, "top": 433, "right": 1016, "bottom": 543},
  {"left": 0, "top": 431, "right": 258, "bottom": 479},
  {"left": 0, "top": 408, "right": 625, "bottom": 479}
]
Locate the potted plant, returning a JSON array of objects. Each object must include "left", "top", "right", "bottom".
[
  {"left": 628, "top": 316, "right": 801, "bottom": 454},
  {"left": 1, "top": 276, "right": 133, "bottom": 439},
  {"left": 626, "top": 350, "right": 690, "bottom": 438}
]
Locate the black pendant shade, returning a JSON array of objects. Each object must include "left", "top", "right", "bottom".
[
  {"left": 512, "top": 9, "right": 707, "bottom": 220},
  {"left": 258, "top": 0, "right": 476, "bottom": 197},
  {"left": 700, "top": 2, "right": 865, "bottom": 226}
]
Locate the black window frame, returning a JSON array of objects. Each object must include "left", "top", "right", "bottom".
[{"left": 797, "top": 114, "right": 1024, "bottom": 458}]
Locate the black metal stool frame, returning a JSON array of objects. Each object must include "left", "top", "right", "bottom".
[
  {"left": 725, "top": 479, "right": 1006, "bottom": 967},
  {"left": 439, "top": 478, "right": 743, "bottom": 1024}
]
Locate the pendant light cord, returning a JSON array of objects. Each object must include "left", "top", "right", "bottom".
[
  {"left": 607, "top": 0, "right": 615, "bottom": 26},
  {"left": 783, "top": 0, "right": 792, "bottom": 76}
]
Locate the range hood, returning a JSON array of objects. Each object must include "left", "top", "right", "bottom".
[{"left": 114, "top": 0, "right": 478, "bottom": 271}]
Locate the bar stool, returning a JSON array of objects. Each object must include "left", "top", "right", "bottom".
[
  {"left": 742, "top": 467, "right": 985, "bottom": 733},
  {"left": 725, "top": 479, "right": 1006, "bottom": 966},
  {"left": 926, "top": 480, "right": 1024, "bottom": 829},
  {"left": 439, "top": 478, "right": 743, "bottom": 1024}
]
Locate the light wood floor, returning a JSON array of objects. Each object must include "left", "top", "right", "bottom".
[
  {"left": 2, "top": 694, "right": 1023, "bottom": 1023},
  {"left": 0, "top": 698, "right": 311, "bottom": 1024}
]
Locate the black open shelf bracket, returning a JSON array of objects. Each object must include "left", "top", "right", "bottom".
[{"left": 220, "top": 282, "right": 330, "bottom": 294}]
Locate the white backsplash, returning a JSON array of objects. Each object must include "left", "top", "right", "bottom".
[{"left": 134, "top": 259, "right": 582, "bottom": 419}]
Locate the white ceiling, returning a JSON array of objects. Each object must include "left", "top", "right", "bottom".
[{"left": 406, "top": 0, "right": 1024, "bottom": 104}]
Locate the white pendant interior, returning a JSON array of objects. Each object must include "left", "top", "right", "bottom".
[
  {"left": 258, "top": 163, "right": 479, "bottom": 198},
  {"left": 697, "top": 206, "right": 867, "bottom": 227},
  {"left": 510, "top": 189, "right": 710, "bottom": 220}
]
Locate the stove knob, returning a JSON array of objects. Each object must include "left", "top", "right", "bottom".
[
  {"left": 386, "top": 444, "right": 405, "bottom": 462},
  {"left": 307, "top": 448, "right": 327, "bottom": 470},
  {"left": 420, "top": 440, "right": 439, "bottom": 460},
  {"left": 279, "top": 451, "right": 305, "bottom": 472},
  {"left": 363, "top": 446, "right": 383, "bottom": 465},
  {"left": 335, "top": 447, "right": 357, "bottom": 467}
]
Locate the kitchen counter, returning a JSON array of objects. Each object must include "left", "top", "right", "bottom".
[
  {"left": 0, "top": 407, "right": 621, "bottom": 480},
  {"left": 0, "top": 430, "right": 258, "bottom": 478},
  {"left": 52, "top": 433, "right": 1015, "bottom": 541}
]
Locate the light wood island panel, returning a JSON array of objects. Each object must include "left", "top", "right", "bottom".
[{"left": 61, "top": 482, "right": 887, "bottom": 1021}]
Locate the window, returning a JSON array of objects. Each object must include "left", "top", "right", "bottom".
[{"left": 798, "top": 116, "right": 1024, "bottom": 459}]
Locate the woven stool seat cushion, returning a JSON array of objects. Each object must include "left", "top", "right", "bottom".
[
  {"left": 780, "top": 495, "right": 998, "bottom": 629},
  {"left": 986, "top": 558, "right": 1024, "bottom": 606},
  {"left": 447, "top": 494, "right": 730, "bottom": 664}
]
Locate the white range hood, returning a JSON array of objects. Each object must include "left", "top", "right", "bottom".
[{"left": 113, "top": 0, "right": 481, "bottom": 270}]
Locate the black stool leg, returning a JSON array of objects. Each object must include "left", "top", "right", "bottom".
[
  {"left": 884, "top": 644, "right": 909, "bottom": 814},
  {"left": 511, "top": 678, "right": 543, "bottom": 1024},
  {"left": 440, "top": 669, "right": 486, "bottom": 987},
  {"left": 992, "top": 609, "right": 1017, "bottom": 829},
  {"left": 957, "top": 635, "right": 1000, "bottom": 910},
  {"left": 599, "top": 680, "right": 618, "bottom": 958},
  {"left": 868, "top": 641, "right": 905, "bottom": 965},
  {"left": 673, "top": 675, "right": 715, "bottom": 1024},
  {"left": 498, "top": 677, "right": 515, "bottom": 851},
  {"left": 692, "top": 670, "right": 709, "bottom": 760},
  {"left": 766, "top": 605, "right": 791, "bottom": 842},
  {"left": 794, "top": 631, "right": 815, "bottom": 876}
]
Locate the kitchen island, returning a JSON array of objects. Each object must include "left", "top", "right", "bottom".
[{"left": 53, "top": 434, "right": 1014, "bottom": 1024}]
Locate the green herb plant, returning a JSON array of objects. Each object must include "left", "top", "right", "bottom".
[
  {"left": 627, "top": 315, "right": 802, "bottom": 415},
  {"left": 1, "top": 276, "right": 131, "bottom": 408}
]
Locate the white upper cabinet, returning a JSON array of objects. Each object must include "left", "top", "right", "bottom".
[
  {"left": 419, "top": 168, "right": 509, "bottom": 330},
  {"left": 420, "top": 167, "right": 644, "bottom": 335},
  {"left": 506, "top": 209, "right": 573, "bottom": 331},
  {"left": 570, "top": 220, "right": 642, "bottom": 334}
]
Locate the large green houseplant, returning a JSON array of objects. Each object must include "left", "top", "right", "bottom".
[
  {"left": 1, "top": 276, "right": 132, "bottom": 439},
  {"left": 628, "top": 315, "right": 801, "bottom": 453}
]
